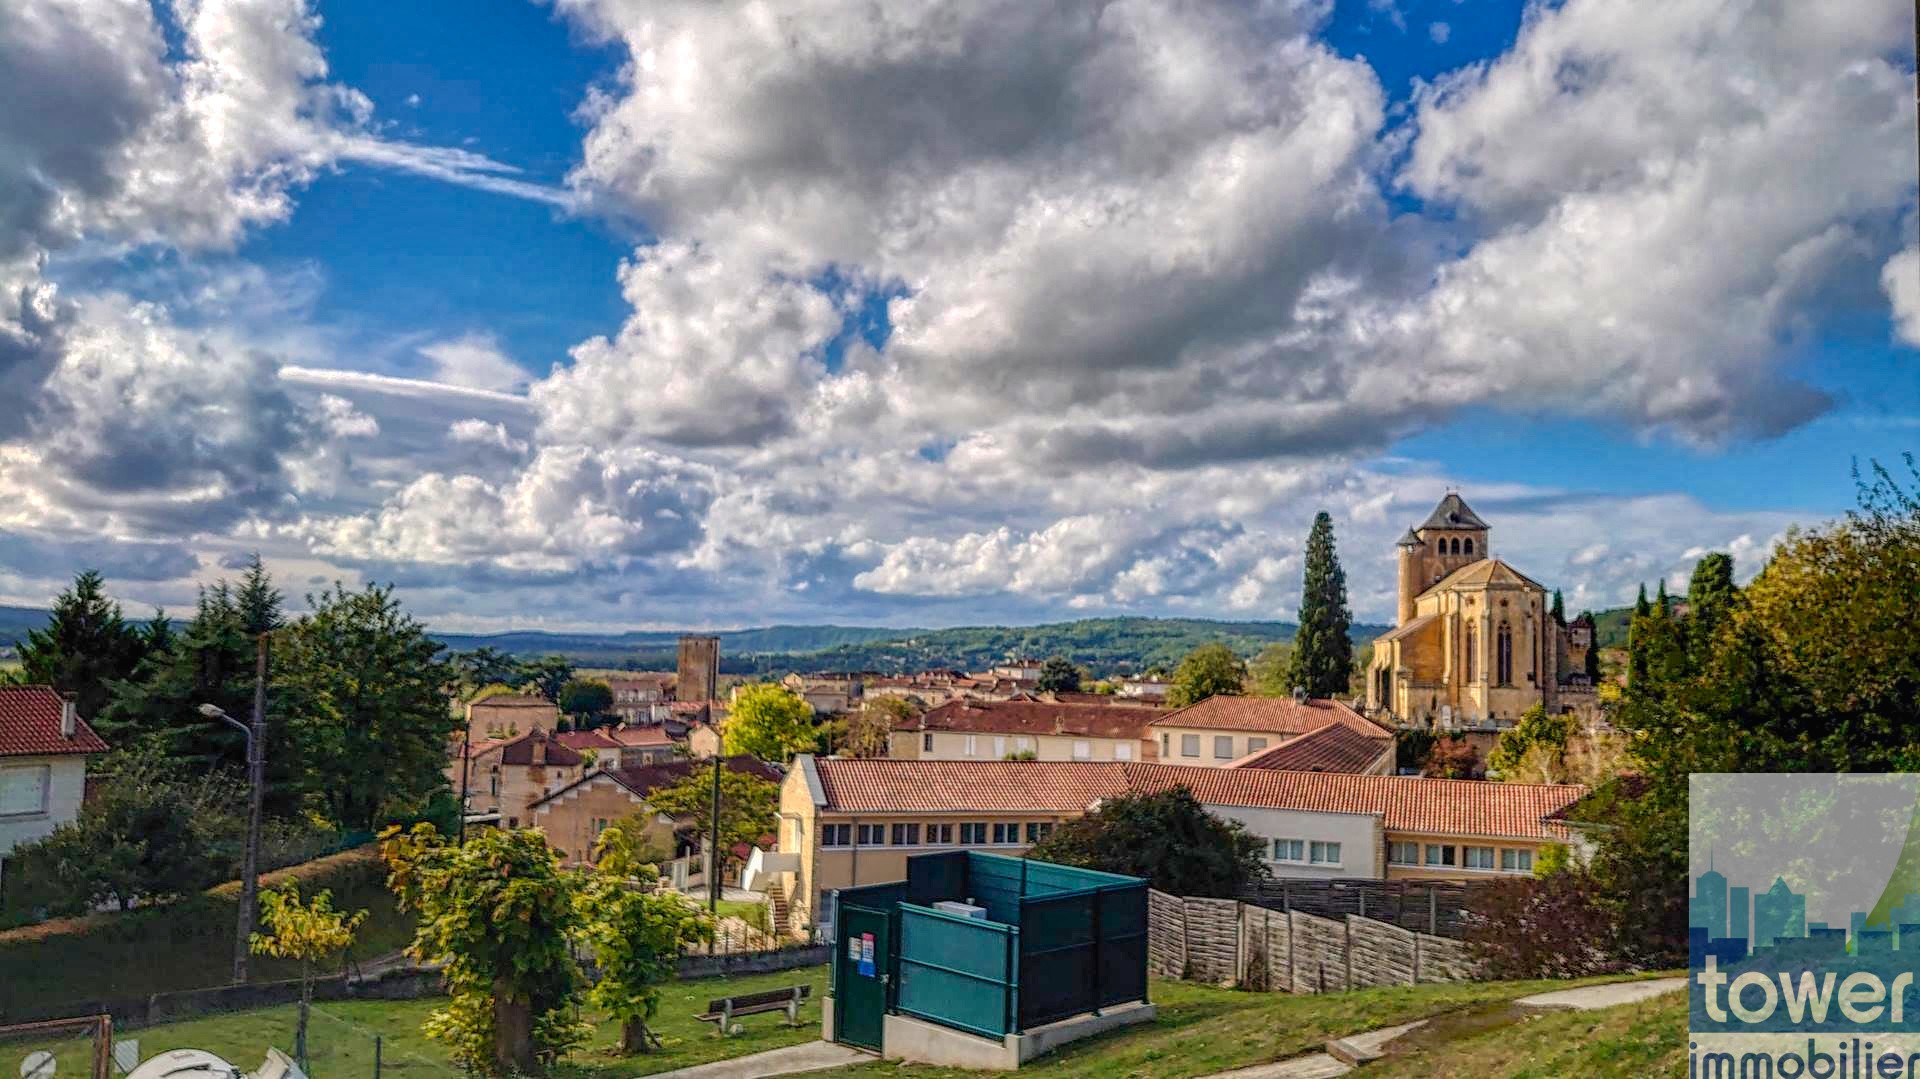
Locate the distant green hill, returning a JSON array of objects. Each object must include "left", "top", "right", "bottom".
[{"left": 0, "top": 605, "right": 1387, "bottom": 676}]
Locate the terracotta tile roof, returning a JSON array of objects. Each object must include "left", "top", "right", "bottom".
[
  {"left": 0, "top": 686, "right": 108, "bottom": 757},
  {"left": 607, "top": 725, "right": 674, "bottom": 748},
  {"left": 898, "top": 699, "right": 1164, "bottom": 740},
  {"left": 469, "top": 694, "right": 556, "bottom": 710},
  {"left": 812, "top": 759, "right": 1133, "bottom": 813},
  {"left": 806, "top": 758, "right": 1583, "bottom": 841},
  {"left": 1150, "top": 695, "right": 1379, "bottom": 736},
  {"left": 1125, "top": 764, "right": 1584, "bottom": 841},
  {"left": 1225, "top": 721, "right": 1391, "bottom": 774},
  {"left": 533, "top": 754, "right": 780, "bottom": 810},
  {"left": 553, "top": 729, "right": 623, "bottom": 752},
  {"left": 461, "top": 729, "right": 584, "bottom": 767}
]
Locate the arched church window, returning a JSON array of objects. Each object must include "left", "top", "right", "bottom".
[
  {"left": 1465, "top": 538, "right": 1474, "bottom": 555},
  {"left": 1496, "top": 622, "right": 1513, "bottom": 686},
  {"left": 1451, "top": 537, "right": 1462, "bottom": 555},
  {"left": 1464, "top": 624, "right": 1476, "bottom": 682}
]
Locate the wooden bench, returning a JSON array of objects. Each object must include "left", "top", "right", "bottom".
[{"left": 695, "top": 984, "right": 812, "bottom": 1035}]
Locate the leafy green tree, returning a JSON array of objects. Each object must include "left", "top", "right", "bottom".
[
  {"left": 19, "top": 570, "right": 148, "bottom": 722},
  {"left": 250, "top": 885, "right": 367, "bottom": 1069},
  {"left": 1029, "top": 787, "right": 1265, "bottom": 897},
  {"left": 1685, "top": 552, "right": 1737, "bottom": 665},
  {"left": 382, "top": 825, "right": 587, "bottom": 1076},
  {"left": 1166, "top": 643, "right": 1247, "bottom": 708},
  {"left": 574, "top": 862, "right": 713, "bottom": 1053},
  {"left": 1422, "top": 736, "right": 1482, "bottom": 779},
  {"left": 558, "top": 679, "right": 614, "bottom": 723},
  {"left": 453, "top": 648, "right": 524, "bottom": 692},
  {"left": 522, "top": 656, "right": 575, "bottom": 703},
  {"left": 646, "top": 767, "right": 779, "bottom": 875},
  {"left": 1285, "top": 512, "right": 1354, "bottom": 698},
  {"left": 1036, "top": 656, "right": 1082, "bottom": 694},
  {"left": 844, "top": 696, "right": 912, "bottom": 758},
  {"left": 1248, "top": 642, "right": 1294, "bottom": 697},
  {"left": 720, "top": 684, "right": 816, "bottom": 761},
  {"left": 275, "top": 584, "right": 458, "bottom": 830},
  {"left": 1487, "top": 703, "right": 1576, "bottom": 777}
]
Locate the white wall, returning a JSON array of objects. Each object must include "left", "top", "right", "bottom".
[
  {"left": 0, "top": 755, "right": 88, "bottom": 859},
  {"left": 1200, "top": 803, "right": 1382, "bottom": 880}
]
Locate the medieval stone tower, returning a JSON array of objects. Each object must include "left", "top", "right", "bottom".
[{"left": 1394, "top": 491, "right": 1491, "bottom": 624}]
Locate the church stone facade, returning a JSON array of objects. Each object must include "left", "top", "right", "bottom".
[{"left": 1365, "top": 493, "right": 1598, "bottom": 730}]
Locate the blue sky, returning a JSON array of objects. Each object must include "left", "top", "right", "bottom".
[{"left": 0, "top": 0, "right": 1913, "bottom": 630}]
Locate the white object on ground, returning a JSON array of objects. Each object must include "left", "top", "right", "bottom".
[{"left": 1514, "top": 976, "right": 1687, "bottom": 1011}]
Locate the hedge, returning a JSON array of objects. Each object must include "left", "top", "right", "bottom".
[{"left": 0, "top": 845, "right": 414, "bottom": 1020}]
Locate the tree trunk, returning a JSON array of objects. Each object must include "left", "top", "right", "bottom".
[
  {"left": 619, "top": 1018, "right": 658, "bottom": 1055},
  {"left": 492, "top": 977, "right": 536, "bottom": 1076},
  {"left": 297, "top": 961, "right": 311, "bottom": 1071}
]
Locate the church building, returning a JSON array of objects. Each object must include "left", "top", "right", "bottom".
[{"left": 1365, "top": 493, "right": 1597, "bottom": 729}]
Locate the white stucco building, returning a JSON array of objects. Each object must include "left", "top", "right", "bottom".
[{"left": 0, "top": 686, "right": 110, "bottom": 880}]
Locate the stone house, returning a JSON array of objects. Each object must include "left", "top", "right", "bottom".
[
  {"left": 448, "top": 728, "right": 586, "bottom": 829},
  {"left": 529, "top": 755, "right": 783, "bottom": 869}
]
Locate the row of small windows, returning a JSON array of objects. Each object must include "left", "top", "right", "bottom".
[
  {"left": 1161, "top": 733, "right": 1271, "bottom": 759},
  {"left": 924, "top": 732, "right": 1127, "bottom": 760},
  {"left": 1388, "top": 841, "right": 1533, "bottom": 874},
  {"left": 1271, "top": 839, "right": 1342, "bottom": 866},
  {"left": 1437, "top": 537, "right": 1475, "bottom": 556},
  {"left": 821, "top": 821, "right": 1056, "bottom": 848}
]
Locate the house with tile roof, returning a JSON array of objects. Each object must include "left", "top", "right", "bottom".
[
  {"left": 529, "top": 754, "right": 781, "bottom": 868},
  {"left": 1147, "top": 694, "right": 1383, "bottom": 767},
  {"left": 0, "top": 686, "right": 110, "bottom": 878},
  {"left": 446, "top": 728, "right": 586, "bottom": 829},
  {"left": 1224, "top": 719, "right": 1394, "bottom": 776},
  {"left": 768, "top": 755, "right": 1581, "bottom": 934},
  {"left": 889, "top": 698, "right": 1164, "bottom": 762},
  {"left": 466, "top": 693, "right": 561, "bottom": 736},
  {"left": 553, "top": 722, "right": 678, "bottom": 767}
]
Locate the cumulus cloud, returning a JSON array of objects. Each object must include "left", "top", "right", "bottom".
[
  {"left": 447, "top": 418, "right": 530, "bottom": 455},
  {"left": 1885, "top": 247, "right": 1920, "bottom": 346},
  {"left": 419, "top": 333, "right": 533, "bottom": 394}
]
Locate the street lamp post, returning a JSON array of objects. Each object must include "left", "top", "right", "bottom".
[{"left": 201, "top": 631, "right": 268, "bottom": 985}]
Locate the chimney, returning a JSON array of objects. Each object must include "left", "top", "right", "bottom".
[
  {"left": 1292, "top": 686, "right": 1308, "bottom": 705},
  {"left": 530, "top": 731, "right": 547, "bottom": 766},
  {"left": 60, "top": 692, "right": 77, "bottom": 738}
]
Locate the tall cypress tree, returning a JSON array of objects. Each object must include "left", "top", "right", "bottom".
[
  {"left": 18, "top": 570, "right": 147, "bottom": 721},
  {"left": 1550, "top": 589, "right": 1566, "bottom": 623},
  {"left": 1628, "top": 583, "right": 1652, "bottom": 687},
  {"left": 1285, "top": 511, "right": 1353, "bottom": 698},
  {"left": 1685, "top": 552, "right": 1737, "bottom": 665}
]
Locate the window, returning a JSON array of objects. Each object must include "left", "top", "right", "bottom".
[
  {"left": 1424, "top": 844, "right": 1456, "bottom": 867},
  {"left": 0, "top": 766, "right": 49, "bottom": 817},
  {"left": 1072, "top": 739, "right": 1091, "bottom": 760},
  {"left": 1501, "top": 849, "right": 1534, "bottom": 874},
  {"left": 923, "top": 732, "right": 934, "bottom": 752},
  {"left": 926, "top": 823, "right": 953, "bottom": 845},
  {"left": 1015, "top": 737, "right": 1032, "bottom": 753},
  {"left": 1464, "top": 624, "right": 1476, "bottom": 682},
  {"left": 959, "top": 822, "right": 989, "bottom": 845},
  {"left": 892, "top": 823, "right": 921, "bottom": 846},
  {"left": 1309, "top": 841, "right": 1342, "bottom": 865},
  {"left": 993, "top": 736, "right": 1007, "bottom": 758},
  {"left": 1247, "top": 737, "right": 1268, "bottom": 753},
  {"left": 815, "top": 823, "right": 847, "bottom": 846},
  {"left": 1214, "top": 736, "right": 1235, "bottom": 759},
  {"left": 1497, "top": 621, "right": 1514, "bottom": 685},
  {"left": 1464, "top": 846, "right": 1495, "bottom": 870},
  {"left": 1114, "top": 741, "right": 1133, "bottom": 761},
  {"left": 1272, "top": 839, "right": 1305, "bottom": 863},
  {"left": 964, "top": 734, "right": 978, "bottom": 756},
  {"left": 1388, "top": 841, "right": 1419, "bottom": 865},
  {"left": 1160, "top": 733, "right": 1169, "bottom": 755},
  {"left": 992, "top": 822, "right": 1019, "bottom": 844},
  {"left": 1464, "top": 538, "right": 1474, "bottom": 555},
  {"left": 593, "top": 818, "right": 610, "bottom": 836},
  {"left": 1181, "top": 734, "right": 1200, "bottom": 757},
  {"left": 489, "top": 767, "right": 500, "bottom": 797},
  {"left": 1025, "top": 822, "right": 1054, "bottom": 843},
  {"left": 857, "top": 824, "right": 886, "bottom": 846},
  {"left": 1451, "top": 537, "right": 1461, "bottom": 554}
]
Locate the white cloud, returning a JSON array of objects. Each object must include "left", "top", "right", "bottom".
[
  {"left": 419, "top": 333, "right": 533, "bottom": 394},
  {"left": 1884, "top": 246, "right": 1920, "bottom": 347},
  {"left": 447, "top": 418, "right": 529, "bottom": 455},
  {"left": 1429, "top": 22, "right": 1450, "bottom": 44}
]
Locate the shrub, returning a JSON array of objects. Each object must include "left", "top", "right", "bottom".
[{"left": 1462, "top": 869, "right": 1632, "bottom": 980}]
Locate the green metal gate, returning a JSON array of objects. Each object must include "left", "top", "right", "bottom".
[{"left": 835, "top": 905, "right": 891, "bottom": 1051}]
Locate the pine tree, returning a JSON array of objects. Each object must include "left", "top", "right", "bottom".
[
  {"left": 1628, "top": 584, "right": 1652, "bottom": 686},
  {"left": 18, "top": 571, "right": 147, "bottom": 721},
  {"left": 1285, "top": 511, "right": 1354, "bottom": 699},
  {"left": 1550, "top": 590, "right": 1566, "bottom": 624},
  {"left": 1685, "top": 552, "right": 1737, "bottom": 665}
]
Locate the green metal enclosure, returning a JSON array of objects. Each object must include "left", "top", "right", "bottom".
[{"left": 828, "top": 851, "right": 1149, "bottom": 1052}]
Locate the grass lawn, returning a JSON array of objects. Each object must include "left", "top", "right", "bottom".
[
  {"left": 825, "top": 972, "right": 1676, "bottom": 1078},
  {"left": 1365, "top": 982, "right": 1687, "bottom": 1078},
  {"left": 713, "top": 898, "right": 770, "bottom": 934},
  {"left": 32, "top": 966, "right": 829, "bottom": 1079}
]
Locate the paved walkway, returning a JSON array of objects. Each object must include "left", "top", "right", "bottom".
[
  {"left": 641, "top": 1041, "right": 869, "bottom": 1079},
  {"left": 1196, "top": 977, "right": 1689, "bottom": 1079},
  {"left": 1514, "top": 976, "right": 1686, "bottom": 1011}
]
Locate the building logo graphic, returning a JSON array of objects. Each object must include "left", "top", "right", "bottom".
[{"left": 1691, "top": 774, "right": 1920, "bottom": 1077}]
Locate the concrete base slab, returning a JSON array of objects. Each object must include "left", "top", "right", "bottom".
[
  {"left": 882, "top": 1001, "right": 1158, "bottom": 1070},
  {"left": 643, "top": 1040, "right": 869, "bottom": 1079},
  {"left": 1325, "top": 1019, "right": 1426, "bottom": 1066}
]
